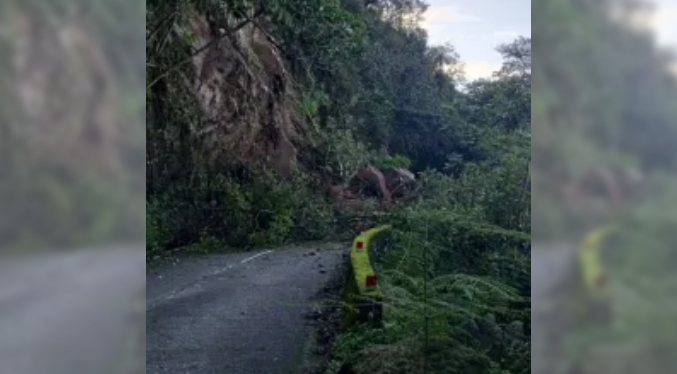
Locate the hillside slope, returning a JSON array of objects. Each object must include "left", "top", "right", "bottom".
[{"left": 146, "top": 1, "right": 531, "bottom": 373}]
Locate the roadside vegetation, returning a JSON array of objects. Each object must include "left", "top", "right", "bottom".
[
  {"left": 147, "top": 1, "right": 530, "bottom": 373},
  {"left": 531, "top": 0, "right": 677, "bottom": 373},
  {"left": 1, "top": 0, "right": 144, "bottom": 251}
]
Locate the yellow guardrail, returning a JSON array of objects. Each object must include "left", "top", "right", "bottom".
[
  {"left": 578, "top": 224, "right": 618, "bottom": 296},
  {"left": 343, "top": 224, "right": 392, "bottom": 327},
  {"left": 576, "top": 224, "right": 620, "bottom": 326},
  {"left": 350, "top": 225, "right": 392, "bottom": 297}
]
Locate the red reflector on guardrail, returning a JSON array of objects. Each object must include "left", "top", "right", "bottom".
[
  {"left": 366, "top": 275, "right": 378, "bottom": 288},
  {"left": 356, "top": 241, "right": 364, "bottom": 250}
]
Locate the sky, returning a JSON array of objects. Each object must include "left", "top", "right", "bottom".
[
  {"left": 649, "top": 0, "right": 677, "bottom": 51},
  {"left": 420, "top": 0, "right": 675, "bottom": 80},
  {"left": 421, "top": 0, "right": 531, "bottom": 80}
]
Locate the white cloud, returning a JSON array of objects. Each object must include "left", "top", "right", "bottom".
[
  {"left": 463, "top": 61, "right": 500, "bottom": 80},
  {"left": 421, "top": 5, "right": 481, "bottom": 30},
  {"left": 650, "top": 5, "right": 677, "bottom": 49},
  {"left": 612, "top": 3, "right": 677, "bottom": 50}
]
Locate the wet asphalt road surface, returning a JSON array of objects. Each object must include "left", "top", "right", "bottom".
[
  {"left": 0, "top": 247, "right": 146, "bottom": 374},
  {"left": 532, "top": 243, "right": 579, "bottom": 374},
  {"left": 146, "top": 244, "right": 346, "bottom": 374}
]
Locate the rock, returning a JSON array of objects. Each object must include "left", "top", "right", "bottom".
[
  {"left": 347, "top": 167, "right": 391, "bottom": 203},
  {"left": 382, "top": 167, "right": 416, "bottom": 198},
  {"left": 176, "top": 11, "right": 300, "bottom": 178}
]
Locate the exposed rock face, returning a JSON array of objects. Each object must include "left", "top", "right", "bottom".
[
  {"left": 9, "top": 8, "right": 122, "bottom": 177},
  {"left": 178, "top": 11, "right": 301, "bottom": 178}
]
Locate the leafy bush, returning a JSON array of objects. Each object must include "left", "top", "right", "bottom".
[
  {"left": 373, "top": 154, "right": 412, "bottom": 170},
  {"left": 332, "top": 199, "right": 530, "bottom": 373},
  {"left": 145, "top": 1, "right": 532, "bottom": 372},
  {"left": 146, "top": 168, "right": 338, "bottom": 258}
]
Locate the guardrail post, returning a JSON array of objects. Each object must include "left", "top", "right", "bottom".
[{"left": 358, "top": 299, "right": 383, "bottom": 328}]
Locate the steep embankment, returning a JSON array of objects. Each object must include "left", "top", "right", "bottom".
[
  {"left": 146, "top": 5, "right": 340, "bottom": 255},
  {"left": 148, "top": 7, "right": 303, "bottom": 183}
]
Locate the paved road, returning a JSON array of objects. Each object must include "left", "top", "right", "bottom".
[
  {"left": 532, "top": 244, "right": 577, "bottom": 299},
  {"left": 0, "top": 247, "right": 146, "bottom": 374},
  {"left": 146, "top": 244, "right": 346, "bottom": 374},
  {"left": 531, "top": 244, "right": 579, "bottom": 374}
]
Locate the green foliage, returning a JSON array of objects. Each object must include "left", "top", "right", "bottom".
[
  {"left": 146, "top": 206, "right": 171, "bottom": 258},
  {"left": 1, "top": 0, "right": 144, "bottom": 250},
  {"left": 463, "top": 38, "right": 531, "bottom": 132},
  {"left": 315, "top": 124, "right": 413, "bottom": 182},
  {"left": 532, "top": 0, "right": 677, "bottom": 239},
  {"left": 146, "top": 1, "right": 531, "bottom": 373},
  {"left": 318, "top": 125, "right": 375, "bottom": 181},
  {"left": 334, "top": 205, "right": 530, "bottom": 373},
  {"left": 417, "top": 132, "right": 530, "bottom": 232},
  {"left": 558, "top": 177, "right": 677, "bottom": 373},
  {"left": 383, "top": 207, "right": 529, "bottom": 276},
  {"left": 373, "top": 154, "right": 412, "bottom": 170},
  {"left": 146, "top": 170, "right": 337, "bottom": 257},
  {"left": 334, "top": 153, "right": 530, "bottom": 373},
  {"left": 529, "top": 1, "right": 677, "bottom": 371},
  {"left": 274, "top": 0, "right": 367, "bottom": 75}
]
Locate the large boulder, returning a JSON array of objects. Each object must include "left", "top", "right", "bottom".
[
  {"left": 347, "top": 167, "right": 391, "bottom": 204},
  {"left": 382, "top": 168, "right": 416, "bottom": 198}
]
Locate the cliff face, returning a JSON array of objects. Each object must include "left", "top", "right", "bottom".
[
  {"left": 2, "top": 2, "right": 145, "bottom": 247},
  {"left": 8, "top": 8, "right": 123, "bottom": 178},
  {"left": 176, "top": 10, "right": 302, "bottom": 177}
]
